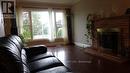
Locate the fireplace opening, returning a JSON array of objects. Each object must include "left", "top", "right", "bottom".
[{"left": 97, "top": 28, "right": 120, "bottom": 54}]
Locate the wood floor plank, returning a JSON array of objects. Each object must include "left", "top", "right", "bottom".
[{"left": 48, "top": 45, "right": 130, "bottom": 73}]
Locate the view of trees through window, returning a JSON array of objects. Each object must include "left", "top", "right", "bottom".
[
  {"left": 22, "top": 12, "right": 31, "bottom": 40},
  {"left": 31, "top": 11, "right": 50, "bottom": 39},
  {"left": 21, "top": 10, "right": 65, "bottom": 41},
  {"left": 56, "top": 12, "right": 64, "bottom": 38}
]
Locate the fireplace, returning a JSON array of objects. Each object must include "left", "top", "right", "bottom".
[
  {"left": 97, "top": 28, "right": 120, "bottom": 54},
  {"left": 92, "top": 16, "right": 130, "bottom": 58}
]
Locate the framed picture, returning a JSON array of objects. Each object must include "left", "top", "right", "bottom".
[
  {"left": 1, "top": 1, "right": 14, "bottom": 14},
  {"left": 1, "top": 1, "right": 15, "bottom": 18}
]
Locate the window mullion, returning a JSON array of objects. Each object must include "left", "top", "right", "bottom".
[
  {"left": 29, "top": 11, "right": 33, "bottom": 40},
  {"left": 54, "top": 11, "right": 57, "bottom": 38}
]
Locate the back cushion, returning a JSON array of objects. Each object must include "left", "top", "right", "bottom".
[
  {"left": 21, "top": 49, "right": 30, "bottom": 73},
  {"left": 0, "top": 36, "right": 24, "bottom": 73},
  {"left": 8, "top": 35, "right": 24, "bottom": 52}
]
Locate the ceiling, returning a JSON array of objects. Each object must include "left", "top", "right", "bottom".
[{"left": 17, "top": 0, "right": 80, "bottom": 5}]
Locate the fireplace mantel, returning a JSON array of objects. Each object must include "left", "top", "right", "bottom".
[{"left": 92, "top": 15, "right": 130, "bottom": 57}]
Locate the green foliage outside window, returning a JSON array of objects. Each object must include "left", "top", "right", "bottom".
[
  {"left": 32, "top": 12, "right": 43, "bottom": 36},
  {"left": 57, "top": 28, "right": 63, "bottom": 38},
  {"left": 22, "top": 12, "right": 31, "bottom": 41},
  {"left": 21, "top": 11, "right": 65, "bottom": 41},
  {"left": 22, "top": 25, "right": 31, "bottom": 41}
]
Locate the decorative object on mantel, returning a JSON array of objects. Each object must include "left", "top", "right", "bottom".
[
  {"left": 85, "top": 13, "right": 95, "bottom": 43},
  {"left": 110, "top": 7, "right": 118, "bottom": 17}
]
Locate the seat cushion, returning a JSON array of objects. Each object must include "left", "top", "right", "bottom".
[
  {"left": 28, "top": 52, "right": 54, "bottom": 62},
  {"left": 36, "top": 66, "right": 71, "bottom": 73},
  {"left": 29, "top": 57, "right": 64, "bottom": 72},
  {"left": 25, "top": 45, "right": 47, "bottom": 57}
]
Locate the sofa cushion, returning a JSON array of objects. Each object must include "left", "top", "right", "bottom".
[
  {"left": 0, "top": 52, "right": 23, "bottom": 73},
  {"left": 25, "top": 45, "right": 47, "bottom": 57},
  {"left": 0, "top": 38, "right": 23, "bottom": 73},
  {"left": 36, "top": 66, "right": 70, "bottom": 73},
  {"left": 29, "top": 57, "right": 64, "bottom": 72},
  {"left": 22, "top": 64, "right": 30, "bottom": 73},
  {"left": 0, "top": 37, "right": 21, "bottom": 60},
  {"left": 21, "top": 49, "right": 30, "bottom": 73},
  {"left": 0, "top": 37, "right": 24, "bottom": 73},
  {"left": 8, "top": 35, "right": 24, "bottom": 52},
  {"left": 28, "top": 52, "right": 54, "bottom": 62}
]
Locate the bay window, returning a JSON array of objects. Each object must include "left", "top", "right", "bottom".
[{"left": 19, "top": 9, "right": 68, "bottom": 43}]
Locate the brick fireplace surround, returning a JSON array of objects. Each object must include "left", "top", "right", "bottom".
[{"left": 87, "top": 15, "right": 130, "bottom": 62}]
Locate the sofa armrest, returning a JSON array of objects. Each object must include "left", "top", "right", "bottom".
[{"left": 25, "top": 45, "right": 47, "bottom": 57}]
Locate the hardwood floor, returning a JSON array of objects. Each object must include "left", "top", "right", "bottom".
[{"left": 47, "top": 45, "right": 130, "bottom": 73}]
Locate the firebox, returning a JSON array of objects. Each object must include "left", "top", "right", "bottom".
[{"left": 97, "top": 28, "right": 120, "bottom": 54}]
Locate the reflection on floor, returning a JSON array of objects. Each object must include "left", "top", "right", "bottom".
[
  {"left": 84, "top": 47, "right": 128, "bottom": 63},
  {"left": 48, "top": 45, "right": 130, "bottom": 73}
]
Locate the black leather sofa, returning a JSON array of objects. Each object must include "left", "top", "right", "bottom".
[{"left": 0, "top": 35, "right": 72, "bottom": 73}]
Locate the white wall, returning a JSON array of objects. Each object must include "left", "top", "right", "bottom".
[
  {"left": 72, "top": 0, "right": 129, "bottom": 47},
  {"left": 0, "top": 1, "right": 5, "bottom": 37}
]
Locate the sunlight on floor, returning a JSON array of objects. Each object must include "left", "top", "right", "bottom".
[{"left": 54, "top": 50, "right": 66, "bottom": 61}]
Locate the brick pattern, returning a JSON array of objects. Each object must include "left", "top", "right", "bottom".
[{"left": 92, "top": 15, "right": 130, "bottom": 54}]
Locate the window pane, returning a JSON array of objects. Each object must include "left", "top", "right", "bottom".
[
  {"left": 55, "top": 12, "right": 64, "bottom": 38},
  {"left": 22, "top": 12, "right": 31, "bottom": 41},
  {"left": 31, "top": 11, "right": 50, "bottom": 40}
]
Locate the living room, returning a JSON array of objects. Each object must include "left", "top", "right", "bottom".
[{"left": 0, "top": 0, "right": 130, "bottom": 73}]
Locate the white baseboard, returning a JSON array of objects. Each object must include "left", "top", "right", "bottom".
[{"left": 74, "top": 42, "right": 91, "bottom": 48}]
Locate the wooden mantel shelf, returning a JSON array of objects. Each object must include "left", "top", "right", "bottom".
[{"left": 94, "top": 15, "right": 130, "bottom": 21}]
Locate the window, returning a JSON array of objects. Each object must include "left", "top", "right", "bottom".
[
  {"left": 22, "top": 12, "right": 31, "bottom": 40},
  {"left": 31, "top": 11, "right": 50, "bottom": 40},
  {"left": 55, "top": 12, "right": 64, "bottom": 38},
  {"left": 20, "top": 9, "right": 67, "bottom": 42}
]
